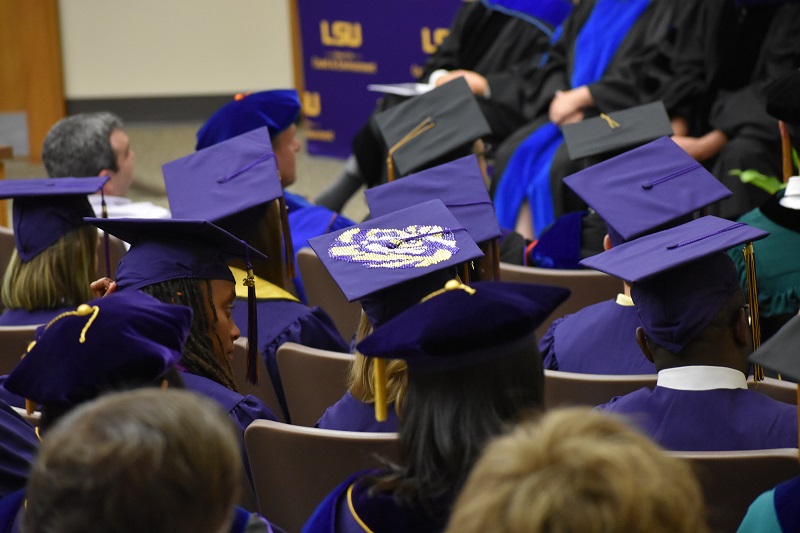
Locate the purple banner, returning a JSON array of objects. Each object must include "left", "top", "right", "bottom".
[{"left": 296, "top": 0, "right": 462, "bottom": 159}]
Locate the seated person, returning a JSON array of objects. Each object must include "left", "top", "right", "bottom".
[
  {"left": 42, "top": 112, "right": 169, "bottom": 218},
  {"left": 164, "top": 123, "right": 349, "bottom": 421},
  {"left": 0, "top": 401, "right": 37, "bottom": 500},
  {"left": 728, "top": 69, "right": 800, "bottom": 340},
  {"left": 87, "top": 218, "right": 278, "bottom": 434},
  {"left": 311, "top": 200, "right": 484, "bottom": 432},
  {"left": 445, "top": 408, "right": 708, "bottom": 533},
  {"left": 20, "top": 389, "right": 278, "bottom": 533},
  {"left": 0, "top": 177, "right": 106, "bottom": 326},
  {"left": 588, "top": 217, "right": 798, "bottom": 450},
  {"left": 315, "top": 0, "right": 568, "bottom": 211},
  {"left": 539, "top": 137, "right": 730, "bottom": 374},
  {"left": 303, "top": 280, "right": 569, "bottom": 532}
]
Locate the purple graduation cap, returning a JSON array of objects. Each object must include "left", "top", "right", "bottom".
[
  {"left": 564, "top": 137, "right": 732, "bottom": 245},
  {"left": 374, "top": 77, "right": 491, "bottom": 181},
  {"left": 307, "top": 199, "right": 484, "bottom": 328},
  {"left": 163, "top": 126, "right": 294, "bottom": 276},
  {"left": 195, "top": 90, "right": 301, "bottom": 150},
  {"left": 581, "top": 216, "right": 768, "bottom": 353},
  {"left": 0, "top": 177, "right": 108, "bottom": 262},
  {"left": 85, "top": 217, "right": 267, "bottom": 385},
  {"left": 364, "top": 155, "right": 501, "bottom": 244},
  {"left": 356, "top": 279, "right": 569, "bottom": 420},
  {"left": 4, "top": 291, "right": 191, "bottom": 410}
]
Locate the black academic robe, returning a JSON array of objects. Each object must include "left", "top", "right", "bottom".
[
  {"left": 353, "top": 1, "right": 554, "bottom": 185},
  {"left": 491, "top": 0, "right": 684, "bottom": 214},
  {"left": 656, "top": 0, "right": 800, "bottom": 219}
]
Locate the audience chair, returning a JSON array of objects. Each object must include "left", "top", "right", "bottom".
[
  {"left": 544, "top": 369, "right": 657, "bottom": 410},
  {"left": 748, "top": 376, "right": 798, "bottom": 405},
  {"left": 0, "top": 325, "right": 37, "bottom": 375},
  {"left": 245, "top": 420, "right": 399, "bottom": 533},
  {"left": 230, "top": 337, "right": 284, "bottom": 422},
  {"left": 670, "top": 448, "right": 800, "bottom": 533},
  {"left": 276, "top": 342, "right": 354, "bottom": 427},
  {"left": 296, "top": 247, "right": 361, "bottom": 341},
  {"left": 498, "top": 262, "right": 620, "bottom": 337}
]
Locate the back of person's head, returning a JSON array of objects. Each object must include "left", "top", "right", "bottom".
[
  {"left": 22, "top": 388, "right": 241, "bottom": 533},
  {"left": 445, "top": 408, "right": 708, "bottom": 533},
  {"left": 1, "top": 225, "right": 97, "bottom": 311},
  {"left": 42, "top": 112, "right": 122, "bottom": 178}
]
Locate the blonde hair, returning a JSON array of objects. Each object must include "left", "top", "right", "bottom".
[
  {"left": 445, "top": 408, "right": 708, "bottom": 533},
  {"left": 347, "top": 311, "right": 407, "bottom": 415},
  {"left": 2, "top": 225, "right": 97, "bottom": 310}
]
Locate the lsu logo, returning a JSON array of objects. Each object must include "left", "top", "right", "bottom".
[
  {"left": 302, "top": 91, "right": 321, "bottom": 118},
  {"left": 421, "top": 27, "right": 449, "bottom": 54},
  {"left": 320, "top": 20, "right": 362, "bottom": 48}
]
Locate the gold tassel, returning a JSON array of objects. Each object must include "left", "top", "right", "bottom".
[
  {"left": 600, "top": 113, "right": 621, "bottom": 129},
  {"left": 743, "top": 242, "right": 763, "bottom": 381},
  {"left": 373, "top": 358, "right": 387, "bottom": 422},
  {"left": 385, "top": 117, "right": 436, "bottom": 182},
  {"left": 780, "top": 121, "right": 794, "bottom": 183}
]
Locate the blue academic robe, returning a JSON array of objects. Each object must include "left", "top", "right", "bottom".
[
  {"left": 303, "top": 471, "right": 446, "bottom": 533},
  {"left": 316, "top": 391, "right": 399, "bottom": 433},
  {"left": 0, "top": 307, "right": 72, "bottom": 326},
  {"left": 738, "top": 475, "right": 800, "bottom": 533},
  {"left": 539, "top": 298, "right": 656, "bottom": 374},
  {"left": 598, "top": 387, "right": 798, "bottom": 451},
  {"left": 0, "top": 401, "right": 38, "bottom": 499},
  {"left": 232, "top": 298, "right": 348, "bottom": 422}
]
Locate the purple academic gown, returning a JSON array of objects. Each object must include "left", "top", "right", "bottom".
[
  {"left": 598, "top": 387, "right": 798, "bottom": 451},
  {"left": 0, "top": 307, "right": 71, "bottom": 326},
  {"left": 180, "top": 372, "right": 277, "bottom": 432},
  {"left": 0, "top": 401, "right": 38, "bottom": 499},
  {"left": 232, "top": 299, "right": 348, "bottom": 422},
  {"left": 539, "top": 298, "right": 656, "bottom": 374},
  {"left": 303, "top": 471, "right": 446, "bottom": 533},
  {"left": 316, "top": 391, "right": 399, "bottom": 433},
  {"left": 738, "top": 475, "right": 800, "bottom": 533}
]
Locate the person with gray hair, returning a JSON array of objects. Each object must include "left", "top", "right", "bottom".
[{"left": 42, "top": 112, "right": 168, "bottom": 218}]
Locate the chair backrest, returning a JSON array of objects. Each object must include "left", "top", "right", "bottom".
[
  {"left": 245, "top": 419, "right": 399, "bottom": 533},
  {"left": 544, "top": 369, "right": 657, "bottom": 410},
  {"left": 230, "top": 337, "right": 284, "bottom": 422},
  {"left": 296, "top": 247, "right": 361, "bottom": 341},
  {"left": 0, "top": 325, "right": 38, "bottom": 375},
  {"left": 499, "top": 262, "right": 620, "bottom": 337},
  {"left": 670, "top": 448, "right": 800, "bottom": 533},
  {"left": 748, "top": 376, "right": 797, "bottom": 405},
  {"left": 277, "top": 342, "right": 354, "bottom": 427}
]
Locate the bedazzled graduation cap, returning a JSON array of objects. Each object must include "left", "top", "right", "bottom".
[
  {"left": 307, "top": 199, "right": 484, "bottom": 328},
  {"left": 0, "top": 177, "right": 108, "bottom": 262},
  {"left": 561, "top": 101, "right": 673, "bottom": 161},
  {"left": 374, "top": 77, "right": 491, "bottom": 181},
  {"left": 5, "top": 291, "right": 191, "bottom": 411},
  {"left": 564, "top": 136, "right": 732, "bottom": 245},
  {"left": 195, "top": 90, "right": 301, "bottom": 151},
  {"left": 85, "top": 217, "right": 267, "bottom": 385},
  {"left": 356, "top": 279, "right": 569, "bottom": 420},
  {"left": 163, "top": 126, "right": 294, "bottom": 276},
  {"left": 581, "top": 216, "right": 768, "bottom": 354}
]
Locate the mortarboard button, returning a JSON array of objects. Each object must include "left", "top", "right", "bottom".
[
  {"left": 4, "top": 291, "right": 192, "bottom": 408},
  {"left": 561, "top": 101, "right": 673, "bottom": 161},
  {"left": 374, "top": 77, "right": 491, "bottom": 181},
  {"left": 564, "top": 137, "right": 732, "bottom": 243}
]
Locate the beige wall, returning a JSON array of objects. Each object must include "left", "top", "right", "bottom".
[{"left": 58, "top": 0, "right": 294, "bottom": 98}]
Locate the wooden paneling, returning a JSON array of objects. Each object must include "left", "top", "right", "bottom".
[{"left": 0, "top": 0, "right": 65, "bottom": 163}]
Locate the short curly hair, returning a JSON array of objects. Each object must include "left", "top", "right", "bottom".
[{"left": 42, "top": 112, "right": 122, "bottom": 178}]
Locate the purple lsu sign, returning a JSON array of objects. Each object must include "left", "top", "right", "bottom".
[{"left": 296, "top": 0, "right": 461, "bottom": 159}]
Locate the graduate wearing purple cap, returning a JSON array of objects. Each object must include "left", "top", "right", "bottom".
[
  {"left": 309, "top": 201, "right": 484, "bottom": 433},
  {"left": 539, "top": 138, "right": 732, "bottom": 376},
  {"left": 166, "top": 121, "right": 350, "bottom": 422},
  {"left": 0, "top": 177, "right": 108, "bottom": 326},
  {"left": 590, "top": 217, "right": 797, "bottom": 451},
  {"left": 303, "top": 280, "right": 568, "bottom": 533},
  {"left": 86, "top": 218, "right": 279, "bottom": 435}
]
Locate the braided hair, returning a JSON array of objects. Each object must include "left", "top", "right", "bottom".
[{"left": 140, "top": 278, "right": 239, "bottom": 392}]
